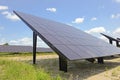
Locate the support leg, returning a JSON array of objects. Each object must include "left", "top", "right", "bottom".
[
  {"left": 109, "top": 39, "right": 112, "bottom": 44},
  {"left": 59, "top": 56, "right": 67, "bottom": 72},
  {"left": 116, "top": 41, "right": 120, "bottom": 47},
  {"left": 33, "top": 32, "right": 37, "bottom": 64},
  {"left": 97, "top": 57, "right": 104, "bottom": 64}
]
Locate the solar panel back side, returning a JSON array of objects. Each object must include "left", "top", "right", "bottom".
[{"left": 14, "top": 11, "right": 120, "bottom": 60}]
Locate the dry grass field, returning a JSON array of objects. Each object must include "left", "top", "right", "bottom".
[{"left": 0, "top": 52, "right": 120, "bottom": 80}]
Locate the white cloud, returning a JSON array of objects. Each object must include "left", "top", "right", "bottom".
[
  {"left": 111, "top": 13, "right": 120, "bottom": 19},
  {"left": 1, "top": 11, "right": 20, "bottom": 21},
  {"left": 0, "top": 6, "right": 20, "bottom": 21},
  {"left": 114, "top": 0, "right": 120, "bottom": 3},
  {"left": 9, "top": 37, "right": 49, "bottom": 48},
  {"left": 91, "top": 17, "right": 97, "bottom": 21},
  {"left": 0, "top": 5, "right": 8, "bottom": 10},
  {"left": 85, "top": 27, "right": 106, "bottom": 34},
  {"left": 72, "top": 18, "right": 84, "bottom": 24},
  {"left": 113, "top": 28, "right": 120, "bottom": 37},
  {"left": 9, "top": 37, "right": 32, "bottom": 46},
  {"left": 37, "top": 37, "right": 49, "bottom": 48},
  {"left": 46, "top": 8, "right": 56, "bottom": 12}
]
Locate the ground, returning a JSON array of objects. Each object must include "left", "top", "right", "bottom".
[{"left": 0, "top": 53, "right": 120, "bottom": 80}]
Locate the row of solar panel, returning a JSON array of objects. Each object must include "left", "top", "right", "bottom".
[
  {"left": 0, "top": 45, "right": 53, "bottom": 52},
  {"left": 14, "top": 11, "right": 120, "bottom": 60}
]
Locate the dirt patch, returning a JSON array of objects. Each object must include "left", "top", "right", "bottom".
[{"left": 0, "top": 54, "right": 58, "bottom": 61}]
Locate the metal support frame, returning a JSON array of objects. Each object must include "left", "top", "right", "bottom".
[
  {"left": 116, "top": 41, "right": 119, "bottom": 47},
  {"left": 116, "top": 41, "right": 120, "bottom": 47},
  {"left": 33, "top": 32, "right": 37, "bottom": 64},
  {"left": 59, "top": 55, "right": 67, "bottom": 72},
  {"left": 97, "top": 57, "right": 104, "bottom": 64},
  {"left": 109, "top": 39, "right": 113, "bottom": 44},
  {"left": 86, "top": 58, "right": 95, "bottom": 63}
]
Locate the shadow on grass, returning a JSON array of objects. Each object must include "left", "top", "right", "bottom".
[
  {"left": 67, "top": 60, "right": 120, "bottom": 80},
  {"left": 27, "top": 58, "right": 120, "bottom": 80}
]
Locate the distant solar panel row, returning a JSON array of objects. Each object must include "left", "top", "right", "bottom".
[
  {"left": 0, "top": 45, "right": 53, "bottom": 52},
  {"left": 100, "top": 33, "right": 118, "bottom": 41},
  {"left": 100, "top": 33, "right": 120, "bottom": 47},
  {"left": 14, "top": 11, "right": 120, "bottom": 61}
]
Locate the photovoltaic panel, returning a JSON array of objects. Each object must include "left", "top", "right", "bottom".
[
  {"left": 100, "top": 33, "right": 118, "bottom": 41},
  {"left": 14, "top": 11, "right": 120, "bottom": 60},
  {"left": 0, "top": 45, "right": 53, "bottom": 52}
]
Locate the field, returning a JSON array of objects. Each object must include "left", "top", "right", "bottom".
[{"left": 0, "top": 52, "right": 120, "bottom": 80}]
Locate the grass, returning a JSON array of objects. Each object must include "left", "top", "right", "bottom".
[
  {"left": 0, "top": 52, "right": 120, "bottom": 80},
  {"left": 0, "top": 59, "right": 62, "bottom": 80},
  {"left": 0, "top": 52, "right": 56, "bottom": 57},
  {"left": 0, "top": 59, "right": 36, "bottom": 80}
]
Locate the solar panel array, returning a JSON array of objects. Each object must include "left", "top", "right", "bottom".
[
  {"left": 14, "top": 11, "right": 120, "bottom": 60},
  {"left": 36, "top": 47, "right": 53, "bottom": 52},
  {"left": 0, "top": 45, "right": 53, "bottom": 52}
]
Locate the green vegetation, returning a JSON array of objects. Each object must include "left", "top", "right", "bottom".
[
  {"left": 3, "top": 42, "right": 9, "bottom": 45},
  {"left": 0, "top": 52, "right": 56, "bottom": 57},
  {"left": 0, "top": 59, "right": 62, "bottom": 80},
  {"left": 0, "top": 52, "right": 120, "bottom": 80}
]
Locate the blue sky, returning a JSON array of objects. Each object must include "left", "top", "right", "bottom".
[{"left": 0, "top": 0, "right": 120, "bottom": 47}]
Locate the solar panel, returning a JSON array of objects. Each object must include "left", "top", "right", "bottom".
[
  {"left": 14, "top": 11, "right": 120, "bottom": 61},
  {"left": 0, "top": 45, "right": 53, "bottom": 52},
  {"left": 36, "top": 47, "right": 53, "bottom": 52},
  {"left": 100, "top": 33, "right": 118, "bottom": 41},
  {"left": 100, "top": 33, "right": 120, "bottom": 47}
]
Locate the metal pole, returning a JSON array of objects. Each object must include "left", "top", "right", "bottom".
[
  {"left": 33, "top": 32, "right": 37, "bottom": 64},
  {"left": 97, "top": 57, "right": 104, "bottom": 64},
  {"left": 109, "top": 39, "right": 112, "bottom": 44},
  {"left": 59, "top": 55, "right": 67, "bottom": 72},
  {"left": 116, "top": 41, "right": 120, "bottom": 47}
]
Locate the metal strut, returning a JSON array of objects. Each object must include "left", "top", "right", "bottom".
[
  {"left": 97, "top": 57, "right": 104, "bottom": 64},
  {"left": 33, "top": 32, "right": 37, "bottom": 64},
  {"left": 59, "top": 55, "right": 67, "bottom": 72},
  {"left": 109, "top": 39, "right": 113, "bottom": 44},
  {"left": 116, "top": 41, "right": 120, "bottom": 47}
]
